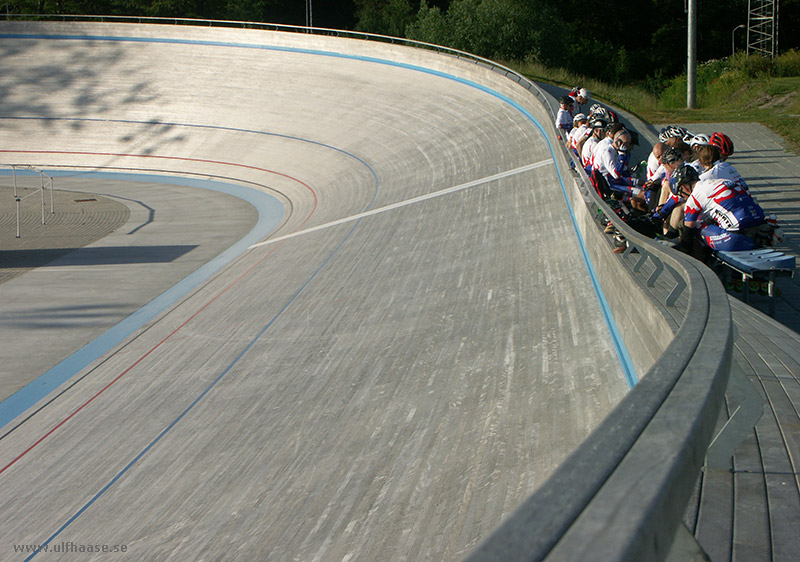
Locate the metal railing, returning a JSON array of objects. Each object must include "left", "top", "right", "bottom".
[{"left": 0, "top": 18, "right": 735, "bottom": 561}]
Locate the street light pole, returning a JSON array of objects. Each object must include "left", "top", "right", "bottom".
[{"left": 732, "top": 24, "right": 746, "bottom": 56}]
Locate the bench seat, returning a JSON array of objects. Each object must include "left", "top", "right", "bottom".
[{"left": 713, "top": 249, "right": 796, "bottom": 316}]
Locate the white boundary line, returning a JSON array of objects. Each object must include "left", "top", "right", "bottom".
[{"left": 249, "top": 159, "right": 554, "bottom": 249}]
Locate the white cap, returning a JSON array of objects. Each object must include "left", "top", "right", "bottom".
[{"left": 579, "top": 88, "right": 591, "bottom": 99}]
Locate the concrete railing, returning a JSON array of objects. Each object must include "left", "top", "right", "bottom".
[
  {"left": 464, "top": 57, "right": 733, "bottom": 560},
  {"left": 1, "top": 16, "right": 734, "bottom": 560}
]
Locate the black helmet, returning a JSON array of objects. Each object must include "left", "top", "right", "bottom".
[
  {"left": 589, "top": 117, "right": 608, "bottom": 130},
  {"left": 661, "top": 146, "right": 683, "bottom": 166},
  {"left": 669, "top": 164, "right": 699, "bottom": 195},
  {"left": 590, "top": 107, "right": 610, "bottom": 120}
]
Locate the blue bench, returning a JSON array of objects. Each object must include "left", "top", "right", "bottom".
[{"left": 713, "top": 249, "right": 796, "bottom": 316}]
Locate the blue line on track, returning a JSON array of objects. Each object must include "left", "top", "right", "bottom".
[
  {"left": 25, "top": 199, "right": 377, "bottom": 562},
  {"left": 0, "top": 30, "right": 637, "bottom": 385},
  {"left": 5, "top": 31, "right": 634, "bottom": 557},
  {"left": 0, "top": 170, "right": 281, "bottom": 431},
  {"left": 0, "top": 129, "right": 378, "bottom": 430}
]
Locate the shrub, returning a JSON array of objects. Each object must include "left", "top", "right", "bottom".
[
  {"left": 776, "top": 49, "right": 800, "bottom": 77},
  {"left": 732, "top": 52, "right": 776, "bottom": 78},
  {"left": 659, "top": 75, "right": 688, "bottom": 109}
]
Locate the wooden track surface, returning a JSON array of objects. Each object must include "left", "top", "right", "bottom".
[{"left": 0, "top": 24, "right": 629, "bottom": 560}]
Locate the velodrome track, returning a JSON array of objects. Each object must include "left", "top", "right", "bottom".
[{"left": 0, "top": 23, "right": 630, "bottom": 560}]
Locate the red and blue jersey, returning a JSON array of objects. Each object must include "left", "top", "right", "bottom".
[
  {"left": 699, "top": 161, "right": 749, "bottom": 194},
  {"left": 685, "top": 178, "right": 764, "bottom": 231}
]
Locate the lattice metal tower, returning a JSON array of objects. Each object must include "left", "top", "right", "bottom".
[{"left": 747, "top": 0, "right": 779, "bottom": 57}]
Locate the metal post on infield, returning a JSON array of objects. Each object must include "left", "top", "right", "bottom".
[
  {"left": 40, "top": 171, "right": 46, "bottom": 225},
  {"left": 687, "top": 0, "right": 697, "bottom": 109},
  {"left": 15, "top": 194, "right": 21, "bottom": 238}
]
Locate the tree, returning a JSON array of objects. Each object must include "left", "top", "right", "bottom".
[{"left": 354, "top": 0, "right": 415, "bottom": 36}]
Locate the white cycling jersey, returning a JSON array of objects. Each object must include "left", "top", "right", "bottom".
[
  {"left": 569, "top": 124, "right": 589, "bottom": 152},
  {"left": 646, "top": 152, "right": 660, "bottom": 181},
  {"left": 581, "top": 136, "right": 600, "bottom": 169},
  {"left": 593, "top": 141, "right": 621, "bottom": 179},
  {"left": 555, "top": 107, "right": 572, "bottom": 133},
  {"left": 590, "top": 137, "right": 612, "bottom": 169},
  {"left": 699, "top": 160, "right": 749, "bottom": 192}
]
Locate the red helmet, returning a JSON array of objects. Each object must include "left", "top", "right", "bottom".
[{"left": 709, "top": 132, "right": 734, "bottom": 158}]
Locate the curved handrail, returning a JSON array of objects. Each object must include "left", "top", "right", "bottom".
[
  {"left": 0, "top": 17, "right": 733, "bottom": 560},
  {"left": 466, "top": 74, "right": 734, "bottom": 562}
]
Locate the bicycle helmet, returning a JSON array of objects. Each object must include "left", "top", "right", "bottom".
[
  {"left": 588, "top": 116, "right": 608, "bottom": 130},
  {"left": 688, "top": 133, "right": 710, "bottom": 147},
  {"left": 669, "top": 164, "right": 699, "bottom": 195},
  {"left": 709, "top": 132, "right": 734, "bottom": 158},
  {"left": 589, "top": 103, "right": 604, "bottom": 115},
  {"left": 673, "top": 126, "right": 689, "bottom": 138},
  {"left": 661, "top": 146, "right": 683, "bottom": 166},
  {"left": 606, "top": 109, "right": 619, "bottom": 123},
  {"left": 660, "top": 125, "right": 687, "bottom": 141},
  {"left": 572, "top": 112, "right": 588, "bottom": 123}
]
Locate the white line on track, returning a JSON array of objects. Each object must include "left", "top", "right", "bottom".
[{"left": 249, "top": 159, "right": 554, "bottom": 249}]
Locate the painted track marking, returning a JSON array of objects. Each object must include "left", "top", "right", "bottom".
[{"left": 249, "top": 160, "right": 554, "bottom": 249}]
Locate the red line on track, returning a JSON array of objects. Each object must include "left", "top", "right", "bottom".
[
  {"left": 0, "top": 149, "right": 319, "bottom": 214},
  {"left": 0, "top": 150, "right": 317, "bottom": 476}
]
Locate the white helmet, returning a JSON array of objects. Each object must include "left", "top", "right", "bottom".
[
  {"left": 688, "top": 133, "right": 710, "bottom": 147},
  {"left": 579, "top": 88, "right": 591, "bottom": 100}
]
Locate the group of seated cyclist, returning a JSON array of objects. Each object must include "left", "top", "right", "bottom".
[{"left": 556, "top": 89, "right": 777, "bottom": 258}]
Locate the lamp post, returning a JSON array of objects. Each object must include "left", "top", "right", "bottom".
[
  {"left": 732, "top": 24, "right": 746, "bottom": 56},
  {"left": 687, "top": 0, "right": 697, "bottom": 109}
]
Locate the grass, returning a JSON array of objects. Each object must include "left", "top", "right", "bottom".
[{"left": 506, "top": 53, "right": 800, "bottom": 154}]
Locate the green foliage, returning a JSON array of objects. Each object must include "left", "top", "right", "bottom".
[
  {"left": 653, "top": 50, "right": 800, "bottom": 111},
  {"left": 354, "top": 0, "right": 415, "bottom": 37},
  {"left": 407, "top": 0, "right": 567, "bottom": 63},
  {"left": 775, "top": 49, "right": 800, "bottom": 77},
  {"left": 732, "top": 52, "right": 777, "bottom": 78},
  {"left": 405, "top": 1, "right": 449, "bottom": 45},
  {"left": 658, "top": 75, "right": 687, "bottom": 109}
]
